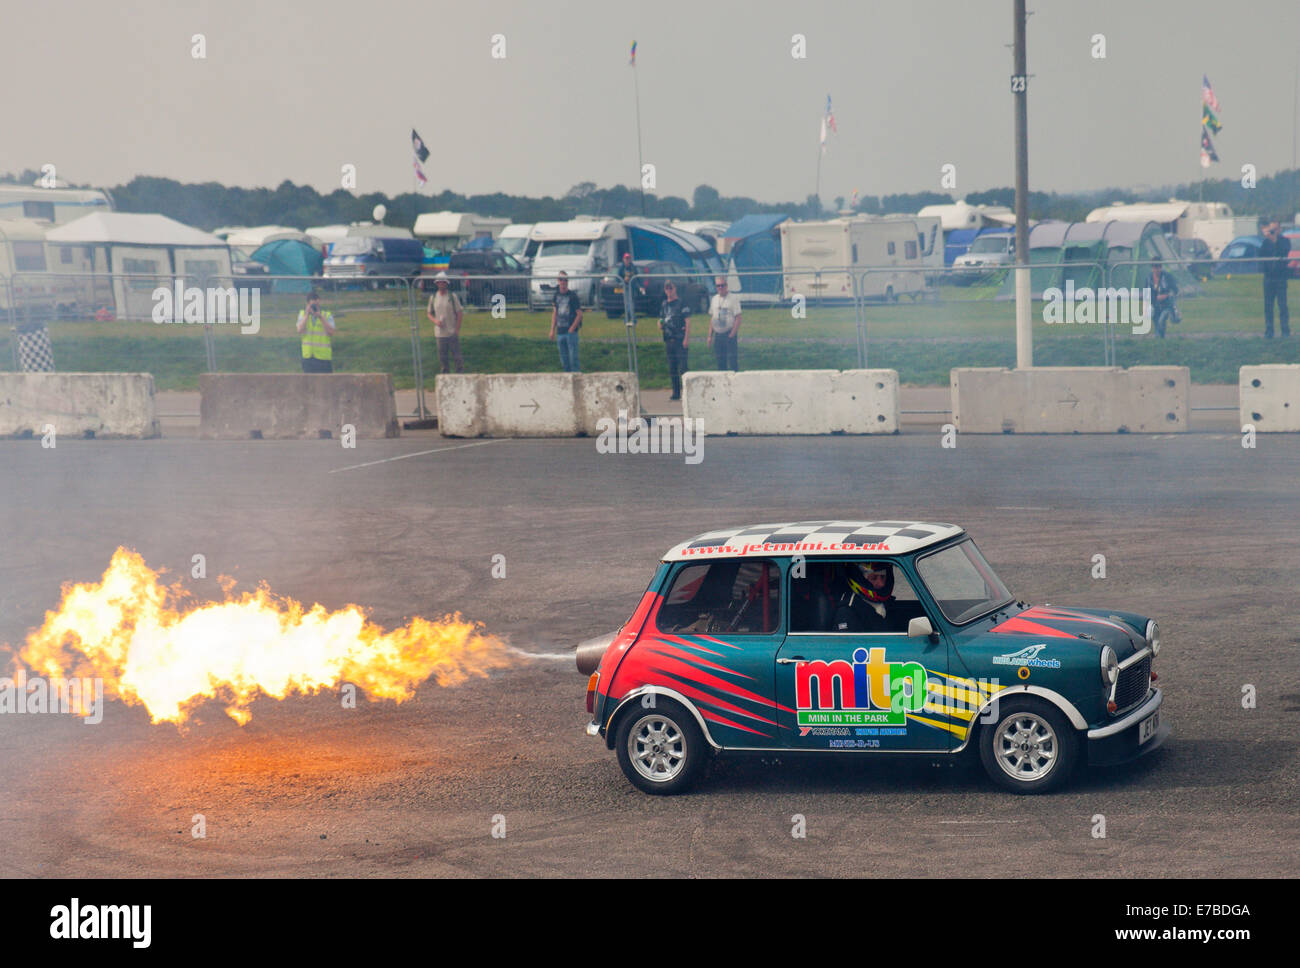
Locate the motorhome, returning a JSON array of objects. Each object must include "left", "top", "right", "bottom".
[
  {"left": 527, "top": 219, "right": 627, "bottom": 308},
  {"left": 917, "top": 200, "right": 1014, "bottom": 232},
  {"left": 413, "top": 212, "right": 510, "bottom": 253},
  {"left": 780, "top": 217, "right": 927, "bottom": 302},
  {"left": 0, "top": 184, "right": 113, "bottom": 226},
  {"left": 496, "top": 223, "right": 533, "bottom": 264},
  {"left": 1086, "top": 200, "right": 1234, "bottom": 240},
  {"left": 0, "top": 218, "right": 98, "bottom": 317}
]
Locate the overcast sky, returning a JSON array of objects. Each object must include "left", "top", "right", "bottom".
[{"left": 7, "top": 0, "right": 1299, "bottom": 204}]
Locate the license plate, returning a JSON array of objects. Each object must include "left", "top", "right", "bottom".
[
  {"left": 1138, "top": 710, "right": 1159, "bottom": 744},
  {"left": 614, "top": 286, "right": 623, "bottom": 293}
]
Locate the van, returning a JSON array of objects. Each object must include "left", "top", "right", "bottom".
[
  {"left": 527, "top": 220, "right": 627, "bottom": 309},
  {"left": 780, "top": 217, "right": 927, "bottom": 302},
  {"left": 496, "top": 223, "right": 533, "bottom": 265},
  {"left": 322, "top": 235, "right": 425, "bottom": 287},
  {"left": 0, "top": 185, "right": 113, "bottom": 226}
]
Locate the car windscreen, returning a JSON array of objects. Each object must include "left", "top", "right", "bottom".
[
  {"left": 969, "top": 236, "right": 1009, "bottom": 253},
  {"left": 915, "top": 540, "right": 1013, "bottom": 625},
  {"left": 329, "top": 237, "right": 377, "bottom": 256},
  {"left": 537, "top": 240, "right": 594, "bottom": 258}
]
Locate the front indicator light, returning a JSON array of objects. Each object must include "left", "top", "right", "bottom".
[{"left": 1107, "top": 700, "right": 1117, "bottom": 713}]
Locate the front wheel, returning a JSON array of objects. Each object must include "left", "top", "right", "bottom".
[
  {"left": 978, "top": 697, "right": 1078, "bottom": 794},
  {"left": 615, "top": 698, "right": 709, "bottom": 795}
]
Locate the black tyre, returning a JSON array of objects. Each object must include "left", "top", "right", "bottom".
[
  {"left": 614, "top": 697, "right": 710, "bottom": 795},
  {"left": 978, "top": 696, "right": 1078, "bottom": 794}
]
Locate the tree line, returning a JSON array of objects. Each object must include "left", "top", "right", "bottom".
[{"left": 3, "top": 169, "right": 1297, "bottom": 232}]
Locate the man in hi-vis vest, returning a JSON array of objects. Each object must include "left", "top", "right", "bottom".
[{"left": 296, "top": 290, "right": 336, "bottom": 373}]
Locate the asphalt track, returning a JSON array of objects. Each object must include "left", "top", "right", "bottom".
[{"left": 1, "top": 430, "right": 1297, "bottom": 877}]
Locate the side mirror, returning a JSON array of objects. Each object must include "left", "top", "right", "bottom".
[{"left": 907, "top": 616, "right": 936, "bottom": 639}]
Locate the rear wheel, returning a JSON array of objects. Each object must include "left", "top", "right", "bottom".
[
  {"left": 615, "top": 698, "right": 709, "bottom": 795},
  {"left": 978, "top": 697, "right": 1078, "bottom": 794}
]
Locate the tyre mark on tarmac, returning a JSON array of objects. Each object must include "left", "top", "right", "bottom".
[{"left": 330, "top": 439, "right": 506, "bottom": 473}]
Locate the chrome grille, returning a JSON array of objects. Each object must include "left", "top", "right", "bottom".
[{"left": 1114, "top": 656, "right": 1151, "bottom": 711}]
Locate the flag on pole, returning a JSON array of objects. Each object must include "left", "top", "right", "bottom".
[
  {"left": 413, "top": 159, "right": 428, "bottom": 187},
  {"left": 411, "top": 129, "right": 429, "bottom": 163},
  {"left": 629, "top": 40, "right": 637, "bottom": 66},
  {"left": 825, "top": 94, "right": 837, "bottom": 134},
  {"left": 851, "top": 188, "right": 859, "bottom": 209},
  {"left": 1201, "top": 104, "right": 1222, "bottom": 134},
  {"left": 1200, "top": 129, "right": 1220, "bottom": 167},
  {"left": 1201, "top": 75, "right": 1219, "bottom": 112}
]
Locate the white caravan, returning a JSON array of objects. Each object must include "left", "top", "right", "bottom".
[{"left": 780, "top": 217, "right": 927, "bottom": 302}]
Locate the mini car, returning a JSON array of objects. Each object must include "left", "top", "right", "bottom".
[{"left": 577, "top": 520, "right": 1168, "bottom": 795}]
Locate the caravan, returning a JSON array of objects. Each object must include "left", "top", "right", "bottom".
[
  {"left": 780, "top": 217, "right": 927, "bottom": 302},
  {"left": 0, "top": 185, "right": 113, "bottom": 226}
]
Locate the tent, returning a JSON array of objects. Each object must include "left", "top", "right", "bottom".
[
  {"left": 250, "top": 238, "right": 324, "bottom": 292},
  {"left": 722, "top": 214, "right": 787, "bottom": 295},
  {"left": 47, "top": 213, "right": 231, "bottom": 319},
  {"left": 995, "top": 220, "right": 1199, "bottom": 299}
]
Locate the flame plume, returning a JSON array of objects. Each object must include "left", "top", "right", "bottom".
[{"left": 9, "top": 549, "right": 510, "bottom": 726}]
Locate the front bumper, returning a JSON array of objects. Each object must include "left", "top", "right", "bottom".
[{"left": 1085, "top": 688, "right": 1169, "bottom": 766}]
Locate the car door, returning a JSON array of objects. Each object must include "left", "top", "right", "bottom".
[
  {"left": 644, "top": 557, "right": 785, "bottom": 749},
  {"left": 775, "top": 559, "right": 950, "bottom": 752}
]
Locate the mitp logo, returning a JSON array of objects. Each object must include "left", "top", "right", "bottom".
[{"left": 794, "top": 647, "right": 928, "bottom": 730}]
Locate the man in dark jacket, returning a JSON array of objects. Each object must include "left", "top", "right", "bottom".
[
  {"left": 658, "top": 279, "right": 690, "bottom": 400},
  {"left": 1259, "top": 219, "right": 1291, "bottom": 338},
  {"left": 831, "top": 562, "right": 896, "bottom": 633}
]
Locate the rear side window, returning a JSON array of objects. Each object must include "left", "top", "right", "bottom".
[{"left": 657, "top": 560, "right": 781, "bottom": 635}]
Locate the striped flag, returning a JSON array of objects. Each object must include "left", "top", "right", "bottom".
[
  {"left": 413, "top": 159, "right": 428, "bottom": 187},
  {"left": 825, "top": 94, "right": 837, "bottom": 134},
  {"left": 1202, "top": 104, "right": 1222, "bottom": 134},
  {"left": 629, "top": 40, "right": 637, "bottom": 66},
  {"left": 1201, "top": 75, "right": 1219, "bottom": 111}
]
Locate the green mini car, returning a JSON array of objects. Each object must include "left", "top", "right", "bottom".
[{"left": 577, "top": 520, "right": 1168, "bottom": 794}]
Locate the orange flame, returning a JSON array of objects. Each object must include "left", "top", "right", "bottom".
[{"left": 8, "top": 548, "right": 510, "bottom": 726}]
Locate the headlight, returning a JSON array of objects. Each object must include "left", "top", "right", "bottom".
[
  {"left": 1101, "top": 646, "right": 1119, "bottom": 686},
  {"left": 1145, "top": 620, "right": 1160, "bottom": 657}
]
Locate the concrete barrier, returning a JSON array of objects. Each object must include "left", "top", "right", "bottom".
[
  {"left": 0, "top": 372, "right": 160, "bottom": 438},
  {"left": 436, "top": 372, "right": 638, "bottom": 437},
  {"left": 951, "top": 366, "right": 1189, "bottom": 434},
  {"left": 1240, "top": 365, "right": 1300, "bottom": 432},
  {"left": 682, "top": 370, "right": 900, "bottom": 434},
  {"left": 200, "top": 373, "right": 399, "bottom": 439}
]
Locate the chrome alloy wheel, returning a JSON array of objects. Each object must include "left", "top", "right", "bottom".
[
  {"left": 627, "top": 714, "right": 687, "bottom": 782},
  {"left": 993, "top": 712, "right": 1059, "bottom": 781}
]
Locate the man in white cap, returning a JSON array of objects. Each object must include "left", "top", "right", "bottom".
[{"left": 426, "top": 271, "right": 465, "bottom": 373}]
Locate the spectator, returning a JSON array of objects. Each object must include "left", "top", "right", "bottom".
[
  {"left": 658, "top": 279, "right": 690, "bottom": 400},
  {"left": 295, "top": 290, "right": 335, "bottom": 373},
  {"left": 427, "top": 272, "right": 465, "bottom": 373},
  {"left": 1259, "top": 219, "right": 1291, "bottom": 338},
  {"left": 707, "top": 275, "right": 742, "bottom": 370},
  {"left": 549, "top": 271, "right": 583, "bottom": 372},
  {"left": 617, "top": 252, "right": 641, "bottom": 324},
  {"left": 1144, "top": 262, "right": 1179, "bottom": 338}
]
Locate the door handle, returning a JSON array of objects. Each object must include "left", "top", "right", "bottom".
[{"left": 776, "top": 657, "right": 806, "bottom": 665}]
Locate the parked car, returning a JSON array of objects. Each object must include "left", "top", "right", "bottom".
[
  {"left": 1213, "top": 235, "right": 1266, "bottom": 275},
  {"left": 442, "top": 249, "right": 529, "bottom": 306},
  {"left": 1284, "top": 229, "right": 1300, "bottom": 278},
  {"left": 230, "top": 248, "right": 270, "bottom": 292},
  {"left": 577, "top": 520, "right": 1167, "bottom": 795},
  {"left": 598, "top": 260, "right": 710, "bottom": 318},
  {"left": 1163, "top": 235, "right": 1213, "bottom": 280},
  {"left": 951, "top": 230, "right": 1015, "bottom": 282},
  {"left": 322, "top": 235, "right": 425, "bottom": 288}
]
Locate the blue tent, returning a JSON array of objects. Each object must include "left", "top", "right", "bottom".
[
  {"left": 944, "top": 228, "right": 979, "bottom": 266},
  {"left": 460, "top": 235, "right": 494, "bottom": 251},
  {"left": 251, "top": 239, "right": 324, "bottom": 293},
  {"left": 723, "top": 214, "right": 787, "bottom": 294}
]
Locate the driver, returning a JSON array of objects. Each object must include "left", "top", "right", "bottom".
[{"left": 832, "top": 561, "right": 895, "bottom": 633}]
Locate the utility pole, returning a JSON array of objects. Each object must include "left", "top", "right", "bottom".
[{"left": 1013, "top": 0, "right": 1032, "bottom": 368}]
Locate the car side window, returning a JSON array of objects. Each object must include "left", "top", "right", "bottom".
[
  {"left": 657, "top": 560, "right": 781, "bottom": 635},
  {"left": 790, "top": 560, "right": 923, "bottom": 634}
]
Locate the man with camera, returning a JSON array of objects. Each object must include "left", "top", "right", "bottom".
[
  {"left": 1258, "top": 218, "right": 1291, "bottom": 339},
  {"left": 296, "top": 290, "right": 336, "bottom": 373}
]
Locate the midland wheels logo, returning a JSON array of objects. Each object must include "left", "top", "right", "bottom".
[
  {"left": 992, "top": 643, "right": 1062, "bottom": 669},
  {"left": 794, "top": 647, "right": 927, "bottom": 729}
]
